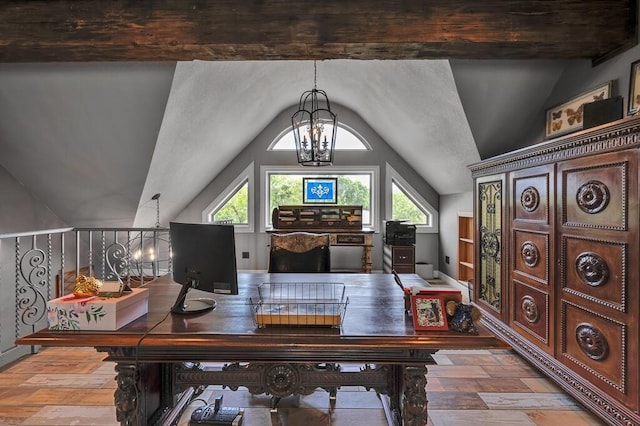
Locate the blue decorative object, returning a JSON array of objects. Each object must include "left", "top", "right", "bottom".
[
  {"left": 449, "top": 303, "right": 478, "bottom": 335},
  {"left": 303, "top": 178, "right": 337, "bottom": 204}
]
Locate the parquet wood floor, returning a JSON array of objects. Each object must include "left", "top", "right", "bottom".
[{"left": 0, "top": 346, "right": 606, "bottom": 425}]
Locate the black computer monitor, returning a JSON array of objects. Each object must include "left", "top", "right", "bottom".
[{"left": 169, "top": 222, "right": 239, "bottom": 315}]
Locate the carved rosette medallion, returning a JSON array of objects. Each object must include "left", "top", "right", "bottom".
[
  {"left": 575, "top": 252, "right": 609, "bottom": 287},
  {"left": 520, "top": 186, "right": 540, "bottom": 212},
  {"left": 264, "top": 364, "right": 301, "bottom": 397},
  {"left": 576, "top": 180, "right": 610, "bottom": 214},
  {"left": 576, "top": 323, "right": 609, "bottom": 361},
  {"left": 520, "top": 296, "right": 539, "bottom": 323},
  {"left": 520, "top": 241, "right": 539, "bottom": 268}
]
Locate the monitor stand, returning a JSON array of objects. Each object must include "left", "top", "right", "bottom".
[{"left": 171, "top": 277, "right": 216, "bottom": 315}]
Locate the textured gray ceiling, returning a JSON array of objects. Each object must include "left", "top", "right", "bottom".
[{"left": 0, "top": 60, "right": 572, "bottom": 227}]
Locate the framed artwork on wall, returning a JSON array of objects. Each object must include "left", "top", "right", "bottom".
[
  {"left": 303, "top": 177, "right": 338, "bottom": 204},
  {"left": 411, "top": 294, "right": 448, "bottom": 331},
  {"left": 545, "top": 81, "right": 612, "bottom": 139},
  {"left": 628, "top": 60, "right": 640, "bottom": 115}
]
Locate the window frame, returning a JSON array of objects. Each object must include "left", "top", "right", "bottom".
[
  {"left": 260, "top": 165, "right": 379, "bottom": 232},
  {"left": 202, "top": 162, "right": 255, "bottom": 233},
  {"left": 268, "top": 122, "right": 372, "bottom": 151},
  {"left": 385, "top": 163, "right": 439, "bottom": 233}
]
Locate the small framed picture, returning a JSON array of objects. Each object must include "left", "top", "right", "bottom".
[
  {"left": 303, "top": 177, "right": 338, "bottom": 204},
  {"left": 628, "top": 60, "right": 640, "bottom": 115},
  {"left": 411, "top": 294, "right": 448, "bottom": 331},
  {"left": 545, "top": 81, "right": 612, "bottom": 139}
]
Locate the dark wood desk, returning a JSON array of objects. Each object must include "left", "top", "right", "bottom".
[
  {"left": 16, "top": 273, "right": 507, "bottom": 426},
  {"left": 270, "top": 229, "right": 375, "bottom": 272}
]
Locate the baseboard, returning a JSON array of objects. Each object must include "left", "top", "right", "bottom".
[{"left": 435, "top": 271, "right": 471, "bottom": 303}]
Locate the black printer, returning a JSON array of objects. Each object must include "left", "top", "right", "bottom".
[{"left": 383, "top": 220, "right": 416, "bottom": 245}]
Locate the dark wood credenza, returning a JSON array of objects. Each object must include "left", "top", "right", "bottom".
[
  {"left": 16, "top": 272, "right": 506, "bottom": 426},
  {"left": 383, "top": 244, "right": 415, "bottom": 273},
  {"left": 470, "top": 116, "right": 640, "bottom": 426}
]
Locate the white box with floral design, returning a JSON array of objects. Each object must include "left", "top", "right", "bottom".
[{"left": 47, "top": 288, "right": 149, "bottom": 331}]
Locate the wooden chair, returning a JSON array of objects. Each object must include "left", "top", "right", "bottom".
[
  {"left": 268, "top": 232, "right": 331, "bottom": 273},
  {"left": 267, "top": 232, "right": 337, "bottom": 410}
]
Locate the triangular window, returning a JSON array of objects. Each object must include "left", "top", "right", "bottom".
[
  {"left": 392, "top": 181, "right": 429, "bottom": 225},
  {"left": 211, "top": 180, "right": 249, "bottom": 225},
  {"left": 386, "top": 163, "right": 438, "bottom": 232},
  {"left": 203, "top": 163, "right": 254, "bottom": 232}
]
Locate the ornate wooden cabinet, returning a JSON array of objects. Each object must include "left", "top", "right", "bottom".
[{"left": 470, "top": 117, "right": 640, "bottom": 426}]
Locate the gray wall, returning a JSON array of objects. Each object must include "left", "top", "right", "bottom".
[
  {"left": 175, "top": 103, "right": 440, "bottom": 272},
  {"left": 519, "top": 44, "right": 640, "bottom": 147},
  {"left": 438, "top": 192, "right": 473, "bottom": 279},
  {"left": 0, "top": 164, "right": 66, "bottom": 234},
  {"left": 2, "top": 47, "right": 640, "bottom": 271},
  {"left": 0, "top": 63, "right": 175, "bottom": 229}
]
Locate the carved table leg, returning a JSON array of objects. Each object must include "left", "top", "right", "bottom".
[
  {"left": 362, "top": 246, "right": 373, "bottom": 273},
  {"left": 402, "top": 365, "right": 428, "bottom": 426},
  {"left": 114, "top": 363, "right": 139, "bottom": 426}
]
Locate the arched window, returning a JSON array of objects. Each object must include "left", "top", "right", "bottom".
[{"left": 269, "top": 123, "right": 370, "bottom": 151}]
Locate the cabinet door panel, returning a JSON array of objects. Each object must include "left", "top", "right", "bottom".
[
  {"left": 560, "top": 156, "right": 628, "bottom": 230},
  {"left": 476, "top": 175, "right": 506, "bottom": 318},
  {"left": 513, "top": 172, "right": 550, "bottom": 225},
  {"left": 561, "top": 235, "right": 626, "bottom": 313},
  {"left": 513, "top": 230, "right": 549, "bottom": 285},
  {"left": 561, "top": 301, "right": 636, "bottom": 408},
  {"left": 513, "top": 279, "right": 550, "bottom": 348}
]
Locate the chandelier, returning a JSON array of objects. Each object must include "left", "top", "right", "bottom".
[{"left": 291, "top": 61, "right": 337, "bottom": 166}]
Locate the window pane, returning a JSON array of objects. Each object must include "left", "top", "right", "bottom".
[
  {"left": 268, "top": 173, "right": 372, "bottom": 227},
  {"left": 337, "top": 175, "right": 370, "bottom": 211},
  {"left": 271, "top": 125, "right": 368, "bottom": 150},
  {"left": 268, "top": 174, "right": 305, "bottom": 215},
  {"left": 391, "top": 182, "right": 428, "bottom": 225},
  {"left": 213, "top": 181, "right": 249, "bottom": 224}
]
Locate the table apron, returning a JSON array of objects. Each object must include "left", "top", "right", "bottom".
[{"left": 99, "top": 346, "right": 439, "bottom": 364}]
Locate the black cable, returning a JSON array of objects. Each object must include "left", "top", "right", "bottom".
[{"left": 130, "top": 307, "right": 172, "bottom": 421}]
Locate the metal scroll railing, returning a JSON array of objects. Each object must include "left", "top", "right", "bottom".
[{"left": 0, "top": 227, "right": 171, "bottom": 366}]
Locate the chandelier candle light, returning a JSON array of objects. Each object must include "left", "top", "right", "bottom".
[{"left": 292, "top": 61, "right": 337, "bottom": 166}]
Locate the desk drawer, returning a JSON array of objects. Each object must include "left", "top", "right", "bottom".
[
  {"left": 392, "top": 246, "right": 415, "bottom": 265},
  {"left": 383, "top": 244, "right": 416, "bottom": 273}
]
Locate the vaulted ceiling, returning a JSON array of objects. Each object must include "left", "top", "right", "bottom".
[{"left": 0, "top": 1, "right": 636, "bottom": 227}]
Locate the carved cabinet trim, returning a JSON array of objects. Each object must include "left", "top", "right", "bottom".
[{"left": 471, "top": 117, "right": 640, "bottom": 426}]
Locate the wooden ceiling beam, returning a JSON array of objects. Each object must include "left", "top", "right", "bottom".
[{"left": 0, "top": 0, "right": 636, "bottom": 62}]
